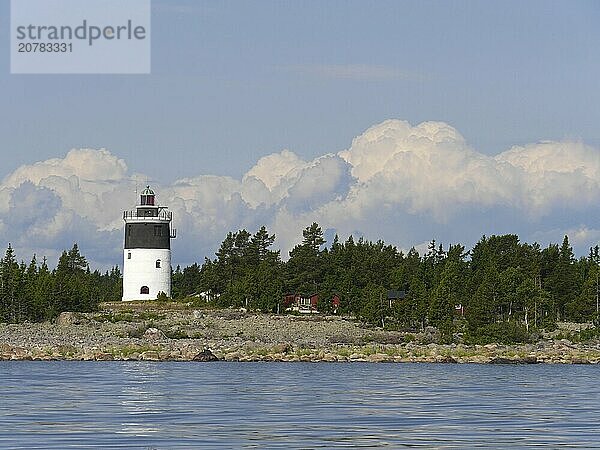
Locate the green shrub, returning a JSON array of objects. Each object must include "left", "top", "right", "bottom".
[
  {"left": 466, "top": 321, "right": 530, "bottom": 344},
  {"left": 403, "top": 333, "right": 416, "bottom": 343},
  {"left": 579, "top": 327, "right": 600, "bottom": 341},
  {"left": 164, "top": 328, "right": 189, "bottom": 339},
  {"left": 156, "top": 291, "right": 169, "bottom": 302}
]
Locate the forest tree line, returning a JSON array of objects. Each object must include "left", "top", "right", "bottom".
[
  {"left": 1, "top": 223, "right": 599, "bottom": 343},
  {"left": 172, "top": 224, "right": 600, "bottom": 342},
  {"left": 0, "top": 244, "right": 121, "bottom": 323}
]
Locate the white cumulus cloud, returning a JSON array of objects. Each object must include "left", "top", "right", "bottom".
[{"left": 1, "top": 120, "right": 600, "bottom": 269}]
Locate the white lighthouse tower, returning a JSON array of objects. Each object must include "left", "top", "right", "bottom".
[{"left": 122, "top": 186, "right": 176, "bottom": 301}]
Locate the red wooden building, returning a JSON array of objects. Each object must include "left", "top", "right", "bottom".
[
  {"left": 283, "top": 293, "right": 319, "bottom": 313},
  {"left": 332, "top": 294, "right": 341, "bottom": 314},
  {"left": 283, "top": 293, "right": 343, "bottom": 314}
]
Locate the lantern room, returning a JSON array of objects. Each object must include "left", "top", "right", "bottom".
[{"left": 140, "top": 186, "right": 155, "bottom": 206}]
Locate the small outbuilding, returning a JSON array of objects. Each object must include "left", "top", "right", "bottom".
[
  {"left": 386, "top": 290, "right": 406, "bottom": 308},
  {"left": 332, "top": 294, "right": 341, "bottom": 314},
  {"left": 283, "top": 293, "right": 319, "bottom": 313}
]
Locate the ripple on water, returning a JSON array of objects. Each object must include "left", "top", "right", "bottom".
[{"left": 0, "top": 361, "right": 599, "bottom": 448}]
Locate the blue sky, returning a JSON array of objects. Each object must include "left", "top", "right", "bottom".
[
  {"left": 2, "top": 0, "right": 599, "bottom": 181},
  {"left": 1, "top": 0, "right": 600, "bottom": 266}
]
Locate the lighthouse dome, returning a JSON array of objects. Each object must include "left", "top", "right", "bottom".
[{"left": 140, "top": 185, "right": 156, "bottom": 206}]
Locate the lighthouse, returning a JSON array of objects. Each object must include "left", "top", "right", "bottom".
[{"left": 122, "top": 186, "right": 176, "bottom": 301}]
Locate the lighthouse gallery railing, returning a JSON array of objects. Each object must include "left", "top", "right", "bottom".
[{"left": 123, "top": 210, "right": 173, "bottom": 221}]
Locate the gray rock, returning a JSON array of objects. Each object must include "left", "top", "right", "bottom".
[
  {"left": 140, "top": 351, "right": 161, "bottom": 361},
  {"left": 437, "top": 355, "right": 457, "bottom": 363},
  {"left": 143, "top": 327, "right": 166, "bottom": 340},
  {"left": 193, "top": 348, "right": 219, "bottom": 361},
  {"left": 490, "top": 356, "right": 537, "bottom": 364},
  {"left": 56, "top": 312, "right": 79, "bottom": 326}
]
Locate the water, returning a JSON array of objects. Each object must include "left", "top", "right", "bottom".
[{"left": 0, "top": 362, "right": 599, "bottom": 449}]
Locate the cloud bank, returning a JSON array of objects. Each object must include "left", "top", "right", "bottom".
[{"left": 2, "top": 120, "right": 600, "bottom": 268}]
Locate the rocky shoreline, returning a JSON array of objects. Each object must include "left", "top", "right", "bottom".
[{"left": 1, "top": 302, "right": 599, "bottom": 364}]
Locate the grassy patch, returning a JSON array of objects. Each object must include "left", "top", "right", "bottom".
[
  {"left": 336, "top": 347, "right": 351, "bottom": 357},
  {"left": 363, "top": 332, "right": 405, "bottom": 345},
  {"left": 555, "top": 327, "right": 600, "bottom": 343},
  {"left": 164, "top": 328, "right": 189, "bottom": 339},
  {"left": 56, "top": 344, "right": 78, "bottom": 358},
  {"left": 295, "top": 348, "right": 312, "bottom": 357},
  {"left": 361, "top": 345, "right": 379, "bottom": 356}
]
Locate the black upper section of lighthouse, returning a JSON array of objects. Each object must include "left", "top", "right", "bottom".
[
  {"left": 123, "top": 186, "right": 173, "bottom": 250},
  {"left": 125, "top": 223, "right": 171, "bottom": 249}
]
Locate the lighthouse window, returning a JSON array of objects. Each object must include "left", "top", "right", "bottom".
[
  {"left": 156, "top": 259, "right": 161, "bottom": 268},
  {"left": 127, "top": 252, "right": 131, "bottom": 259},
  {"left": 140, "top": 286, "right": 150, "bottom": 295}
]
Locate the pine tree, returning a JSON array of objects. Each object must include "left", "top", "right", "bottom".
[
  {"left": 22, "top": 255, "right": 39, "bottom": 321},
  {"left": 0, "top": 244, "right": 24, "bottom": 323},
  {"left": 544, "top": 236, "right": 579, "bottom": 321},
  {"left": 53, "top": 244, "right": 90, "bottom": 312},
  {"left": 429, "top": 260, "right": 463, "bottom": 339},
  {"left": 286, "top": 223, "right": 326, "bottom": 293},
  {"left": 250, "top": 226, "right": 277, "bottom": 263}
]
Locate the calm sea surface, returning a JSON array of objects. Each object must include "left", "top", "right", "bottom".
[{"left": 0, "top": 361, "right": 599, "bottom": 449}]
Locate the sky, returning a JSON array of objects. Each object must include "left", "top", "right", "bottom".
[{"left": 1, "top": 0, "right": 600, "bottom": 268}]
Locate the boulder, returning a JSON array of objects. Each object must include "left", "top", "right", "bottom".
[
  {"left": 56, "top": 312, "right": 80, "bottom": 326},
  {"left": 12, "top": 346, "right": 28, "bottom": 358},
  {"left": 193, "top": 348, "right": 219, "bottom": 362},
  {"left": 95, "top": 352, "right": 114, "bottom": 361},
  {"left": 489, "top": 357, "right": 517, "bottom": 364},
  {"left": 323, "top": 353, "right": 337, "bottom": 362},
  {"left": 521, "top": 356, "right": 538, "bottom": 364},
  {"left": 469, "top": 355, "right": 491, "bottom": 364},
  {"left": 143, "top": 327, "right": 166, "bottom": 341},
  {"left": 140, "top": 351, "right": 161, "bottom": 361},
  {"left": 489, "top": 356, "right": 537, "bottom": 364},
  {"left": 367, "top": 353, "right": 390, "bottom": 363},
  {"left": 571, "top": 357, "right": 591, "bottom": 364},
  {"left": 436, "top": 355, "right": 457, "bottom": 363},
  {"left": 272, "top": 343, "right": 291, "bottom": 354},
  {"left": 224, "top": 351, "right": 241, "bottom": 361},
  {"left": 169, "top": 350, "right": 183, "bottom": 360}
]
